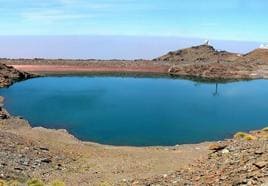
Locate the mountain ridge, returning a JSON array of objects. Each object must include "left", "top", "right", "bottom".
[{"left": 154, "top": 44, "right": 268, "bottom": 64}]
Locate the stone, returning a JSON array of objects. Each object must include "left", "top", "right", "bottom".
[
  {"left": 222, "top": 149, "right": 230, "bottom": 154},
  {"left": 39, "top": 147, "right": 49, "bottom": 151},
  {"left": 209, "top": 143, "right": 228, "bottom": 151},
  {"left": 253, "top": 161, "right": 267, "bottom": 169},
  {"left": 254, "top": 150, "right": 263, "bottom": 155},
  {"left": 41, "top": 158, "right": 52, "bottom": 164}
]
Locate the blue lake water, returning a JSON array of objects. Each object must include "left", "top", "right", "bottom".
[{"left": 0, "top": 76, "right": 268, "bottom": 146}]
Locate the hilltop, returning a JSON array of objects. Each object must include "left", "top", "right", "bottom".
[
  {"left": 239, "top": 48, "right": 268, "bottom": 63},
  {"left": 154, "top": 44, "right": 268, "bottom": 64},
  {"left": 154, "top": 44, "right": 240, "bottom": 64},
  {"left": 151, "top": 44, "right": 268, "bottom": 80}
]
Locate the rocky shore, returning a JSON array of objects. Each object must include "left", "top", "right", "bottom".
[
  {"left": 132, "top": 131, "right": 268, "bottom": 185},
  {"left": 0, "top": 98, "right": 210, "bottom": 185},
  {"left": 0, "top": 63, "right": 36, "bottom": 88}
]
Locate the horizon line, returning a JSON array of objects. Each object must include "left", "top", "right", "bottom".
[{"left": 0, "top": 35, "right": 266, "bottom": 44}]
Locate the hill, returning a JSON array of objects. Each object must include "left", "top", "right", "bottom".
[
  {"left": 0, "top": 63, "right": 35, "bottom": 87},
  {"left": 152, "top": 44, "right": 268, "bottom": 80},
  {"left": 240, "top": 48, "right": 268, "bottom": 63},
  {"left": 154, "top": 45, "right": 240, "bottom": 64}
]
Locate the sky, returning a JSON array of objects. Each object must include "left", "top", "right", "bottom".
[
  {"left": 0, "top": 0, "right": 267, "bottom": 59},
  {"left": 0, "top": 36, "right": 261, "bottom": 59}
]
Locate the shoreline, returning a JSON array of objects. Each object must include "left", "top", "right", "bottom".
[
  {"left": 0, "top": 96, "right": 267, "bottom": 185},
  {"left": 4, "top": 60, "right": 268, "bottom": 81},
  {"left": 0, "top": 92, "right": 262, "bottom": 148},
  {"left": 2, "top": 44, "right": 268, "bottom": 81},
  {"left": 0, "top": 96, "right": 213, "bottom": 185},
  {"left": 9, "top": 64, "right": 262, "bottom": 81}
]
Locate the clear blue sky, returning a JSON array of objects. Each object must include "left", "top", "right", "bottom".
[{"left": 0, "top": 0, "right": 268, "bottom": 42}]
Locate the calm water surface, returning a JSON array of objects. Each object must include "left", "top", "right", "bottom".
[{"left": 0, "top": 76, "right": 268, "bottom": 146}]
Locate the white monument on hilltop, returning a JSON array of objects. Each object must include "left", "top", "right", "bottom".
[
  {"left": 259, "top": 44, "right": 268, "bottom": 49},
  {"left": 204, "top": 40, "right": 210, "bottom": 45}
]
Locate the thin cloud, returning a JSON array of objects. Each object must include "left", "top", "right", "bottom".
[
  {"left": 18, "top": 1, "right": 117, "bottom": 23},
  {"left": 21, "top": 9, "right": 94, "bottom": 23},
  {"left": 57, "top": 0, "right": 114, "bottom": 9}
]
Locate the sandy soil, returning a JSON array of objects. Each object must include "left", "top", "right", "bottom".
[{"left": 10, "top": 64, "right": 170, "bottom": 75}]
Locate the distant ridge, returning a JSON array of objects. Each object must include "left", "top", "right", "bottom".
[
  {"left": 154, "top": 44, "right": 268, "bottom": 64},
  {"left": 240, "top": 48, "right": 268, "bottom": 62},
  {"left": 154, "top": 44, "right": 239, "bottom": 63}
]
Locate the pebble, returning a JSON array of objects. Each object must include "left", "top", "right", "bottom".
[
  {"left": 255, "top": 150, "right": 264, "bottom": 155},
  {"left": 222, "top": 149, "right": 230, "bottom": 154},
  {"left": 209, "top": 143, "right": 228, "bottom": 151}
]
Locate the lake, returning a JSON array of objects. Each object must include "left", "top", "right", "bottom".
[{"left": 0, "top": 76, "right": 267, "bottom": 146}]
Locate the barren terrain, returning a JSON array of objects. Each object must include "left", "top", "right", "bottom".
[{"left": 2, "top": 44, "right": 268, "bottom": 80}]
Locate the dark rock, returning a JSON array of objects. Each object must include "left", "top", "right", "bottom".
[
  {"left": 40, "top": 158, "right": 52, "bottom": 164},
  {"left": 253, "top": 161, "right": 267, "bottom": 169},
  {"left": 39, "top": 147, "right": 49, "bottom": 151},
  {"left": 254, "top": 150, "right": 263, "bottom": 155},
  {"left": 0, "top": 63, "right": 36, "bottom": 88}
]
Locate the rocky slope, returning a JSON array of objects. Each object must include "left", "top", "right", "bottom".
[
  {"left": 153, "top": 45, "right": 268, "bottom": 80},
  {"left": 127, "top": 131, "right": 268, "bottom": 185},
  {"left": 240, "top": 48, "right": 268, "bottom": 63},
  {"left": 154, "top": 44, "right": 240, "bottom": 64},
  {"left": 167, "top": 62, "right": 256, "bottom": 80},
  {"left": 0, "top": 63, "right": 35, "bottom": 87}
]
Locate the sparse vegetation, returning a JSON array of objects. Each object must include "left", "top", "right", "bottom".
[
  {"left": 27, "top": 179, "right": 44, "bottom": 186},
  {"left": 0, "top": 180, "right": 7, "bottom": 186},
  {"left": 234, "top": 132, "right": 247, "bottom": 138},
  {"left": 7, "top": 180, "right": 20, "bottom": 186},
  {"left": 99, "top": 181, "right": 111, "bottom": 186},
  {"left": 262, "top": 127, "right": 268, "bottom": 132},
  {"left": 50, "top": 180, "right": 65, "bottom": 186},
  {"left": 0, "top": 179, "right": 65, "bottom": 186},
  {"left": 234, "top": 132, "right": 256, "bottom": 141}
]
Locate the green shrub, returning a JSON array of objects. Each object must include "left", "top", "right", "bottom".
[
  {"left": 0, "top": 179, "right": 7, "bottom": 186},
  {"left": 99, "top": 181, "right": 111, "bottom": 186},
  {"left": 234, "top": 132, "right": 247, "bottom": 138},
  {"left": 27, "top": 179, "right": 44, "bottom": 186},
  {"left": 7, "top": 180, "right": 20, "bottom": 186},
  {"left": 244, "top": 135, "right": 256, "bottom": 141},
  {"left": 262, "top": 127, "right": 268, "bottom": 132},
  {"left": 234, "top": 132, "right": 255, "bottom": 140}
]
